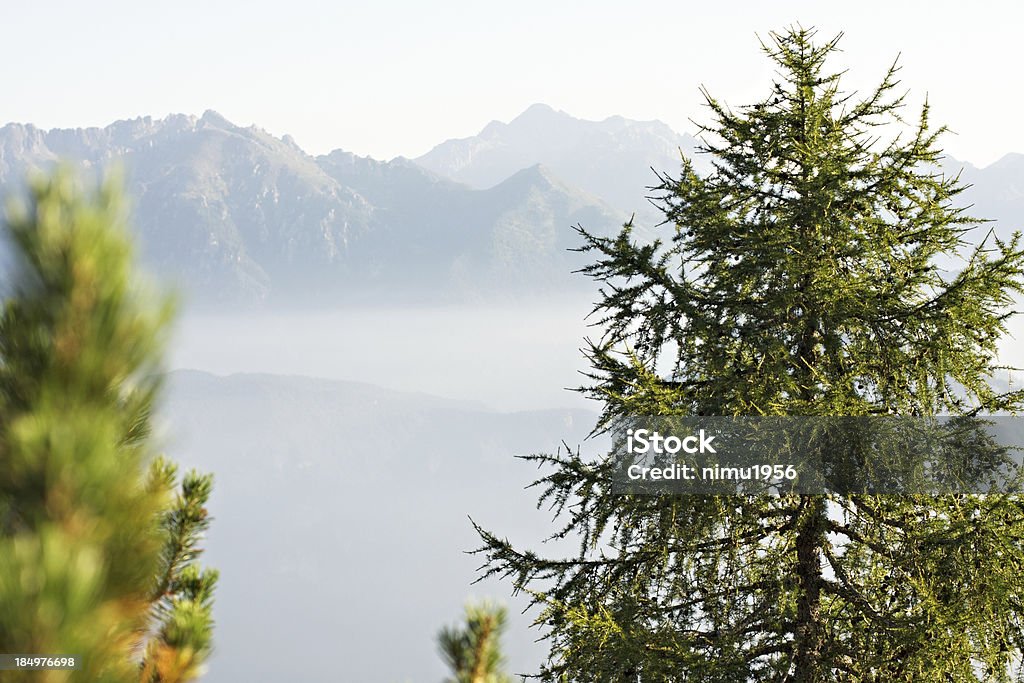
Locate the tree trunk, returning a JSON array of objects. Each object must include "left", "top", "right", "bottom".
[{"left": 792, "top": 496, "right": 826, "bottom": 682}]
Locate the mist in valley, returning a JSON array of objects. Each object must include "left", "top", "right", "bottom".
[
  {"left": 170, "top": 301, "right": 601, "bottom": 412},
  {"left": 159, "top": 302, "right": 610, "bottom": 682}
]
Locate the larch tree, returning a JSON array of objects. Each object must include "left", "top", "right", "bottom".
[{"left": 475, "top": 27, "right": 1024, "bottom": 682}]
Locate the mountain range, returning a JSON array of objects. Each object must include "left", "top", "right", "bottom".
[
  {"left": 414, "top": 103, "right": 708, "bottom": 220},
  {"left": 1, "top": 105, "right": 1022, "bottom": 307},
  {"left": 0, "top": 109, "right": 624, "bottom": 307}
]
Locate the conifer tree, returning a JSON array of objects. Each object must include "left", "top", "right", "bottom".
[
  {"left": 475, "top": 27, "right": 1024, "bottom": 682},
  {"left": 438, "top": 602, "right": 514, "bottom": 683},
  {"left": 139, "top": 460, "right": 218, "bottom": 683},
  {"left": 0, "top": 169, "right": 216, "bottom": 682}
]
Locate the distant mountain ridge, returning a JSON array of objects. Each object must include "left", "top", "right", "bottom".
[
  {"left": 415, "top": 103, "right": 708, "bottom": 222},
  {"left": 0, "top": 111, "right": 625, "bottom": 307},
  {"left": 2, "top": 106, "right": 1022, "bottom": 308},
  {"left": 946, "top": 153, "right": 1024, "bottom": 232}
]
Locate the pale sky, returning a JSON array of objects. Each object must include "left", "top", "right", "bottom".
[{"left": 4, "top": 1, "right": 1021, "bottom": 167}]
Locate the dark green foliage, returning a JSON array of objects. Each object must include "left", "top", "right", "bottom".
[
  {"left": 475, "top": 27, "right": 1024, "bottom": 682},
  {"left": 438, "top": 602, "right": 514, "bottom": 683}
]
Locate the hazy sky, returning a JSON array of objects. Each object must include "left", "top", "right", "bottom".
[{"left": 4, "top": 1, "right": 1020, "bottom": 166}]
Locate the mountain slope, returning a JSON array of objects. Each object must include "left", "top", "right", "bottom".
[
  {"left": 1, "top": 113, "right": 374, "bottom": 303},
  {"left": 414, "top": 103, "right": 708, "bottom": 221},
  {"left": 948, "top": 152, "right": 1024, "bottom": 235},
  {"left": 316, "top": 151, "right": 623, "bottom": 296},
  {"left": 0, "top": 113, "right": 625, "bottom": 306}
]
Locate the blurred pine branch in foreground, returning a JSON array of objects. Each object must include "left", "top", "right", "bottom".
[{"left": 0, "top": 167, "right": 217, "bottom": 683}]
